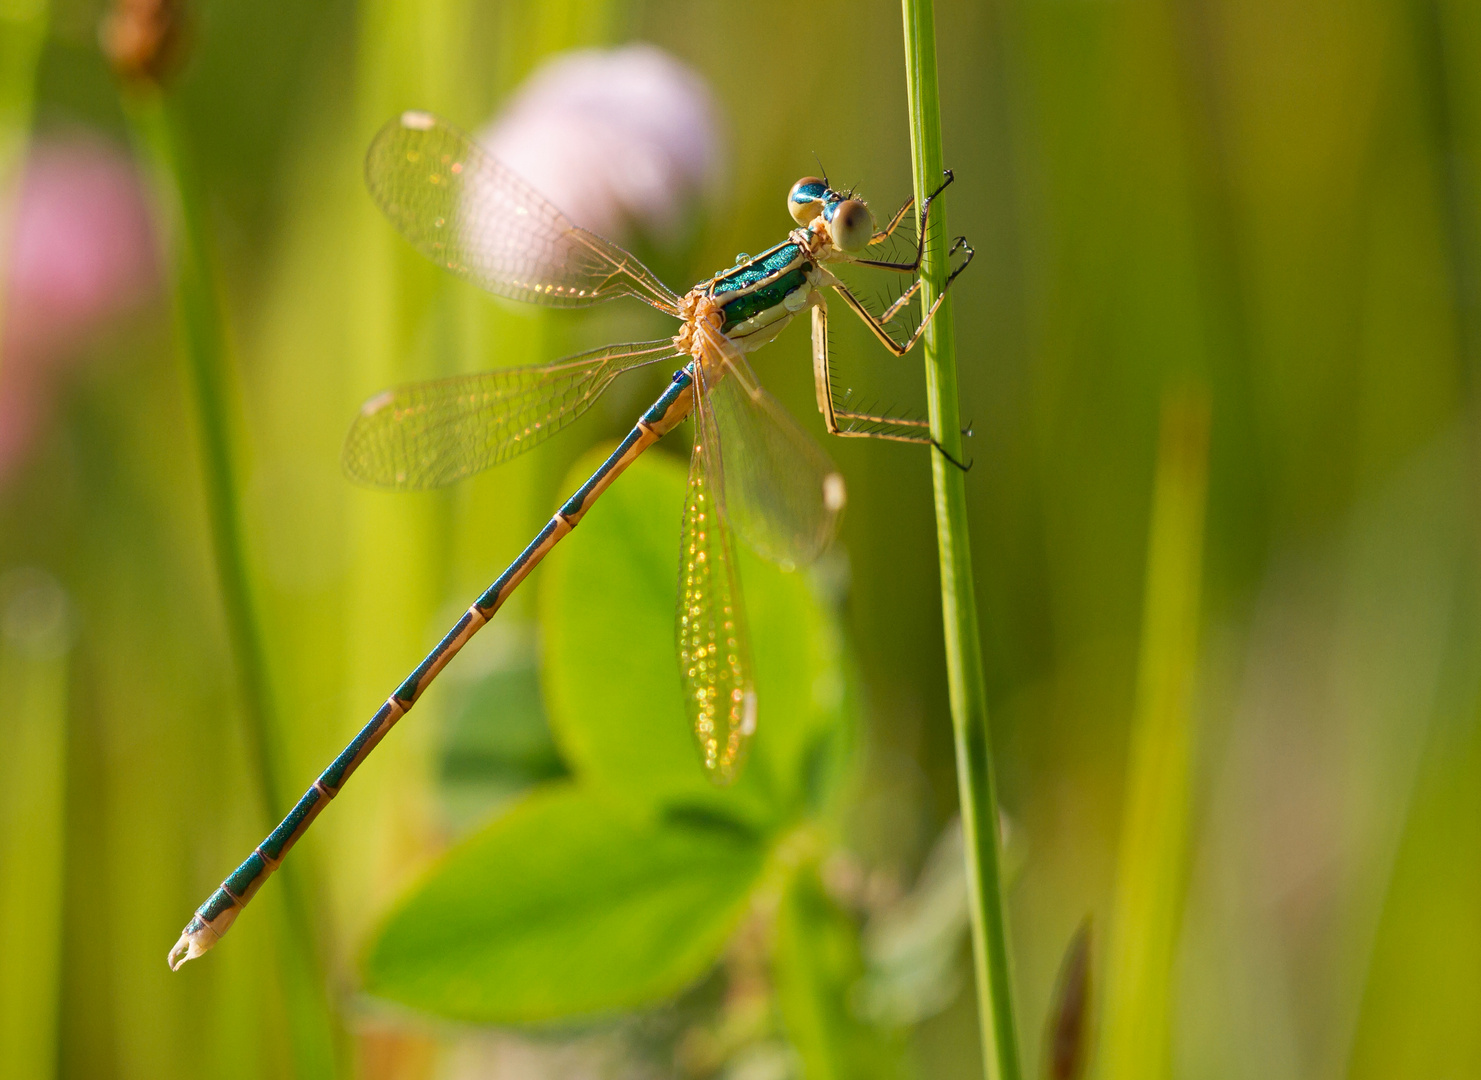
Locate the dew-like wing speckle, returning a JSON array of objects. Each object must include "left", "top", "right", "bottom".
[{"left": 676, "top": 359, "right": 755, "bottom": 784}]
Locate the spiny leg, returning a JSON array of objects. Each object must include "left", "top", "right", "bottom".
[
  {"left": 854, "top": 169, "right": 956, "bottom": 273},
  {"left": 811, "top": 302, "right": 970, "bottom": 469},
  {"left": 878, "top": 278, "right": 923, "bottom": 325},
  {"left": 812, "top": 301, "right": 926, "bottom": 441},
  {"left": 832, "top": 236, "right": 974, "bottom": 358},
  {"left": 869, "top": 194, "right": 915, "bottom": 247}
]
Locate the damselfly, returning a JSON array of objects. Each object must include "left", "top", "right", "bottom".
[{"left": 169, "top": 110, "right": 972, "bottom": 969}]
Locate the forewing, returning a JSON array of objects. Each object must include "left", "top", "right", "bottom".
[
  {"left": 676, "top": 362, "right": 756, "bottom": 784},
  {"left": 365, "top": 111, "right": 682, "bottom": 314},
  {"left": 344, "top": 340, "right": 679, "bottom": 490},
  {"left": 698, "top": 324, "right": 846, "bottom": 570}
]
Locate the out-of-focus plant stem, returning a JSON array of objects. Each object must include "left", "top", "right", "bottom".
[
  {"left": 121, "top": 88, "right": 342, "bottom": 1078},
  {"left": 0, "top": 571, "right": 71, "bottom": 1080},
  {"left": 0, "top": 0, "right": 47, "bottom": 167},
  {"left": 0, "top": 0, "right": 51, "bottom": 382},
  {"left": 900, "top": 4, "right": 1021, "bottom": 1079},
  {"left": 125, "top": 84, "right": 284, "bottom": 839},
  {"left": 1097, "top": 385, "right": 1210, "bottom": 1080},
  {"left": 1044, "top": 919, "right": 1093, "bottom": 1080}
]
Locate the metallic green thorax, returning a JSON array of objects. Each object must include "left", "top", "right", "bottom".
[{"left": 708, "top": 241, "right": 813, "bottom": 333}]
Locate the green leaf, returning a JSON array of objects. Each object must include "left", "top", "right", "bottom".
[
  {"left": 363, "top": 784, "right": 766, "bottom": 1024},
  {"left": 772, "top": 867, "right": 905, "bottom": 1080},
  {"left": 540, "top": 446, "right": 850, "bottom": 825},
  {"left": 437, "top": 626, "right": 566, "bottom": 827}
]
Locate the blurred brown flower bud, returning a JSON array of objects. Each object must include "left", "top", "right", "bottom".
[
  {"left": 100, "top": 0, "right": 187, "bottom": 86},
  {"left": 480, "top": 44, "right": 722, "bottom": 245},
  {"left": 1045, "top": 918, "right": 1093, "bottom": 1080}
]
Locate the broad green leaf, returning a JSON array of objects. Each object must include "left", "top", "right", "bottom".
[
  {"left": 772, "top": 867, "right": 905, "bottom": 1080},
  {"left": 540, "top": 446, "right": 850, "bottom": 824},
  {"left": 363, "top": 784, "right": 766, "bottom": 1024},
  {"left": 437, "top": 624, "right": 566, "bottom": 828}
]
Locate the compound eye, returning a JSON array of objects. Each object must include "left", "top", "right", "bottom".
[
  {"left": 788, "top": 176, "right": 828, "bottom": 225},
  {"left": 829, "top": 198, "right": 873, "bottom": 252}
]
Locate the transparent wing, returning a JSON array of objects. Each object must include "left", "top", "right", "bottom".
[
  {"left": 344, "top": 340, "right": 680, "bottom": 490},
  {"left": 677, "top": 360, "right": 756, "bottom": 784},
  {"left": 697, "top": 322, "right": 846, "bottom": 570},
  {"left": 365, "top": 111, "right": 683, "bottom": 315}
]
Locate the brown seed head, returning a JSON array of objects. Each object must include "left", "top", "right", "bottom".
[{"left": 100, "top": 0, "right": 187, "bottom": 86}]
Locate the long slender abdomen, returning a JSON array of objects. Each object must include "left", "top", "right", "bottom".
[{"left": 168, "top": 368, "right": 696, "bottom": 969}]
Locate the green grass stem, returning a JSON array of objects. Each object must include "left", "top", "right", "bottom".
[
  {"left": 121, "top": 89, "right": 342, "bottom": 1078},
  {"left": 900, "top": 4, "right": 1022, "bottom": 1078},
  {"left": 0, "top": 570, "right": 70, "bottom": 1080},
  {"left": 125, "top": 89, "right": 285, "bottom": 833},
  {"left": 1097, "top": 385, "right": 1210, "bottom": 1080},
  {"left": 0, "top": 0, "right": 47, "bottom": 161},
  {"left": 0, "top": 0, "right": 51, "bottom": 383}
]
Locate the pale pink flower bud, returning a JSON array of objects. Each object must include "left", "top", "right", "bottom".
[
  {"left": 481, "top": 43, "right": 722, "bottom": 244},
  {"left": 1, "top": 135, "right": 158, "bottom": 481}
]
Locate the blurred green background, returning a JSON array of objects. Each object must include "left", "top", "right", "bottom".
[{"left": 2, "top": 0, "right": 1480, "bottom": 1077}]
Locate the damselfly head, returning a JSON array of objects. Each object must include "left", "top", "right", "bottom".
[
  {"left": 788, "top": 176, "right": 829, "bottom": 225},
  {"left": 824, "top": 197, "right": 874, "bottom": 253}
]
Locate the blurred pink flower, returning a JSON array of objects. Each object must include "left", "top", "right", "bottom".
[
  {"left": 1, "top": 135, "right": 158, "bottom": 482},
  {"left": 481, "top": 43, "right": 722, "bottom": 243}
]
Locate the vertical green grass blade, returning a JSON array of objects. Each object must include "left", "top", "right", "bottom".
[
  {"left": 0, "top": 0, "right": 47, "bottom": 168},
  {"left": 121, "top": 88, "right": 341, "bottom": 1078},
  {"left": 125, "top": 91, "right": 287, "bottom": 843},
  {"left": 0, "top": 570, "right": 70, "bottom": 1080},
  {"left": 1098, "top": 386, "right": 1210, "bottom": 1080},
  {"left": 333, "top": 0, "right": 475, "bottom": 1001},
  {"left": 900, "top": 4, "right": 1021, "bottom": 1078},
  {"left": 0, "top": 0, "right": 51, "bottom": 383}
]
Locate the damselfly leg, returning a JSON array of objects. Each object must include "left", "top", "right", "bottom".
[
  {"left": 853, "top": 169, "right": 956, "bottom": 273},
  {"left": 828, "top": 234, "right": 974, "bottom": 358},
  {"left": 812, "top": 229, "right": 975, "bottom": 467},
  {"left": 869, "top": 193, "right": 916, "bottom": 247}
]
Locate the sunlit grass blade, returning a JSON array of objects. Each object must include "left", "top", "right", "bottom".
[
  {"left": 0, "top": 570, "right": 70, "bottom": 1080},
  {"left": 900, "top": 3, "right": 1021, "bottom": 1078},
  {"left": 336, "top": 11, "right": 480, "bottom": 1067},
  {"left": 0, "top": 0, "right": 51, "bottom": 382},
  {"left": 124, "top": 88, "right": 288, "bottom": 864},
  {"left": 0, "top": 0, "right": 48, "bottom": 166},
  {"left": 1097, "top": 384, "right": 1210, "bottom": 1080}
]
